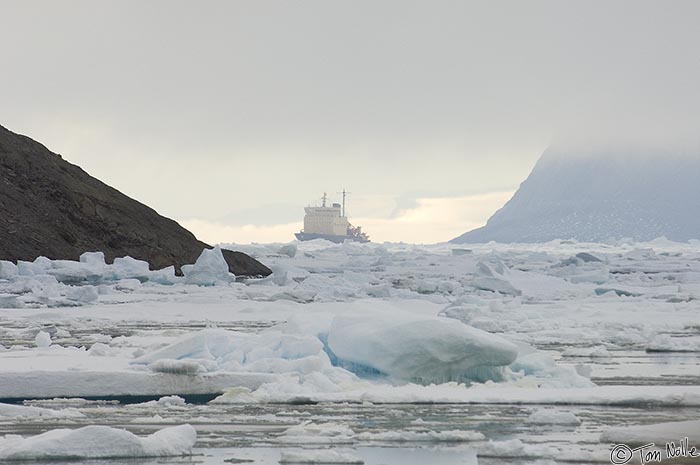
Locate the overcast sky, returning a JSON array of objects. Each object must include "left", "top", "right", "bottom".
[{"left": 2, "top": 1, "right": 699, "bottom": 243}]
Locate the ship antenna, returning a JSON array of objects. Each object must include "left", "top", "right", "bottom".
[
  {"left": 322, "top": 192, "right": 327, "bottom": 207},
  {"left": 336, "top": 189, "right": 351, "bottom": 217}
]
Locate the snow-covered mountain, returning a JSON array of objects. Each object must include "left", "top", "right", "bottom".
[{"left": 452, "top": 147, "right": 700, "bottom": 243}]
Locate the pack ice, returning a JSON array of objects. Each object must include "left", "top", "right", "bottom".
[
  {"left": 0, "top": 247, "right": 235, "bottom": 308},
  {"left": 3, "top": 237, "right": 700, "bottom": 407}
]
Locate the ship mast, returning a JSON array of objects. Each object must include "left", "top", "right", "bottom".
[
  {"left": 337, "top": 189, "right": 351, "bottom": 217},
  {"left": 321, "top": 192, "right": 327, "bottom": 207}
]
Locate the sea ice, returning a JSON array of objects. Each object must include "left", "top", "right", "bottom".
[
  {"left": 526, "top": 409, "right": 581, "bottom": 425},
  {"left": 65, "top": 285, "right": 99, "bottom": 304},
  {"left": 0, "top": 250, "right": 218, "bottom": 294},
  {"left": 35, "top": 330, "right": 52, "bottom": 348},
  {"left": 16, "top": 257, "right": 52, "bottom": 276},
  {"left": 327, "top": 311, "right": 519, "bottom": 383},
  {"left": 646, "top": 335, "right": 700, "bottom": 353},
  {"left": 111, "top": 256, "right": 151, "bottom": 281},
  {"left": 184, "top": 246, "right": 234, "bottom": 286},
  {"left": 2, "top": 238, "right": 700, "bottom": 425},
  {"left": 0, "top": 403, "right": 83, "bottom": 419},
  {"left": 148, "top": 266, "right": 179, "bottom": 285},
  {"left": 601, "top": 420, "right": 700, "bottom": 446},
  {"left": 356, "top": 430, "right": 485, "bottom": 442},
  {"left": 0, "top": 260, "right": 18, "bottom": 279},
  {"left": 478, "top": 439, "right": 560, "bottom": 459},
  {"left": 575, "top": 252, "right": 603, "bottom": 263},
  {"left": 562, "top": 346, "right": 612, "bottom": 358},
  {"left": 471, "top": 261, "right": 522, "bottom": 296},
  {"left": 279, "top": 449, "right": 364, "bottom": 464},
  {"left": 87, "top": 342, "right": 117, "bottom": 357},
  {"left": 278, "top": 243, "right": 298, "bottom": 258},
  {"left": 510, "top": 352, "right": 595, "bottom": 388},
  {"left": 132, "top": 328, "right": 335, "bottom": 378},
  {"left": 278, "top": 421, "right": 355, "bottom": 444},
  {"left": 79, "top": 251, "right": 106, "bottom": 266},
  {"left": 131, "top": 395, "right": 188, "bottom": 408},
  {"left": 0, "top": 424, "right": 196, "bottom": 460}
]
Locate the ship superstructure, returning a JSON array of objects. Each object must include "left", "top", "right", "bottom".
[{"left": 295, "top": 191, "right": 370, "bottom": 243}]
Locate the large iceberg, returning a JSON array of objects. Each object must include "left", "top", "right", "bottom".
[{"left": 326, "top": 311, "right": 519, "bottom": 383}]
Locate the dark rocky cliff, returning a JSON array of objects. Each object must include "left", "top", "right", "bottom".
[{"left": 0, "top": 125, "right": 271, "bottom": 277}]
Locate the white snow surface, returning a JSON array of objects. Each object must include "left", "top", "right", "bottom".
[{"left": 0, "top": 424, "right": 196, "bottom": 460}]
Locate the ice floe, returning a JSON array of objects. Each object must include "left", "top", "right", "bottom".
[
  {"left": 601, "top": 420, "right": 700, "bottom": 446},
  {"left": 0, "top": 402, "right": 83, "bottom": 419},
  {"left": 526, "top": 409, "right": 581, "bottom": 425},
  {"left": 280, "top": 449, "right": 364, "bottom": 464},
  {"left": 0, "top": 424, "right": 196, "bottom": 460},
  {"left": 278, "top": 421, "right": 355, "bottom": 444},
  {"left": 356, "top": 429, "right": 485, "bottom": 442}
]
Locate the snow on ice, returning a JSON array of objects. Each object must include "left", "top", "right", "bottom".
[{"left": 0, "top": 424, "right": 196, "bottom": 460}]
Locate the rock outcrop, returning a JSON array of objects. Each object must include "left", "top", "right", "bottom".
[{"left": 0, "top": 125, "right": 271, "bottom": 277}]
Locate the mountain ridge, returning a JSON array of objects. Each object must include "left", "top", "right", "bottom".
[{"left": 452, "top": 147, "right": 700, "bottom": 243}]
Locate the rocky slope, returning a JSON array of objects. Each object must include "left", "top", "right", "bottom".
[
  {"left": 0, "top": 125, "right": 271, "bottom": 277},
  {"left": 452, "top": 146, "right": 700, "bottom": 243}
]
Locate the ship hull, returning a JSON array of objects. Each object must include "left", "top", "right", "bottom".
[{"left": 295, "top": 232, "right": 369, "bottom": 243}]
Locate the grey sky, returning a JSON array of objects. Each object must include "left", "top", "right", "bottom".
[{"left": 2, "top": 1, "right": 698, "bottom": 243}]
